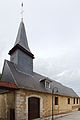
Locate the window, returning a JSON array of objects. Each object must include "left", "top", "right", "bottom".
[
  {"left": 55, "top": 97, "right": 58, "bottom": 105},
  {"left": 46, "top": 81, "right": 50, "bottom": 88},
  {"left": 68, "top": 98, "right": 70, "bottom": 104},
  {"left": 40, "top": 78, "right": 51, "bottom": 89},
  {"left": 77, "top": 98, "right": 78, "bottom": 104},
  {"left": 73, "top": 98, "right": 75, "bottom": 104}
]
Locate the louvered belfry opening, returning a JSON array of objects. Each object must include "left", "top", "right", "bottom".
[{"left": 28, "top": 97, "right": 40, "bottom": 120}]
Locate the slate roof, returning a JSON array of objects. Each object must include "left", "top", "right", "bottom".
[
  {"left": 9, "top": 21, "right": 34, "bottom": 59},
  {"left": 15, "top": 21, "right": 31, "bottom": 53},
  {"left": 1, "top": 60, "right": 79, "bottom": 98}
]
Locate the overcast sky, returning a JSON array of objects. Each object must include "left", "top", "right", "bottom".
[{"left": 0, "top": 0, "right": 80, "bottom": 96}]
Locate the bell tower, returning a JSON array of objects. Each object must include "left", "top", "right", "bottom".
[{"left": 9, "top": 20, "right": 34, "bottom": 74}]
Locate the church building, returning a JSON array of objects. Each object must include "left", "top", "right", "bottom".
[{"left": 0, "top": 19, "right": 80, "bottom": 120}]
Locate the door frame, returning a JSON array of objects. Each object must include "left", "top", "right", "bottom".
[{"left": 26, "top": 95, "right": 43, "bottom": 119}]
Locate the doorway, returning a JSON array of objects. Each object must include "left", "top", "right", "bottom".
[
  {"left": 10, "top": 109, "right": 15, "bottom": 120},
  {"left": 28, "top": 97, "right": 40, "bottom": 120}
]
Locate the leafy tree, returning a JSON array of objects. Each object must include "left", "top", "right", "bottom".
[{"left": 0, "top": 73, "right": 2, "bottom": 80}]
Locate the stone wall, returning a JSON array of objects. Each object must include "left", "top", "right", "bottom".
[
  {"left": 0, "top": 91, "right": 15, "bottom": 120},
  {"left": 0, "top": 89, "right": 79, "bottom": 120},
  {"left": 15, "top": 89, "right": 53, "bottom": 120},
  {"left": 0, "top": 94, "right": 7, "bottom": 120},
  {"left": 59, "top": 96, "right": 80, "bottom": 114},
  {"left": 15, "top": 89, "right": 79, "bottom": 120}
]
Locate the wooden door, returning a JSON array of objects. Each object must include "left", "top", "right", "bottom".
[
  {"left": 10, "top": 109, "right": 15, "bottom": 120},
  {"left": 28, "top": 97, "right": 40, "bottom": 120}
]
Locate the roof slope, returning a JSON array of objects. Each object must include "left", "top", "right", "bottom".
[
  {"left": 15, "top": 21, "right": 31, "bottom": 53},
  {"left": 1, "top": 60, "right": 79, "bottom": 97},
  {"left": 1, "top": 60, "right": 15, "bottom": 84},
  {"left": 9, "top": 21, "right": 34, "bottom": 59}
]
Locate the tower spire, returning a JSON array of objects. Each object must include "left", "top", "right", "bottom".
[{"left": 8, "top": 2, "right": 34, "bottom": 74}]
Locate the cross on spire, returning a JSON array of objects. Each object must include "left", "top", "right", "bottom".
[{"left": 21, "top": 2, "right": 24, "bottom": 21}]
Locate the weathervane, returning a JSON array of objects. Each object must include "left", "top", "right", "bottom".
[{"left": 21, "top": 2, "right": 24, "bottom": 21}]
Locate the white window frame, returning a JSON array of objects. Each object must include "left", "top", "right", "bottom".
[{"left": 45, "top": 81, "right": 50, "bottom": 88}]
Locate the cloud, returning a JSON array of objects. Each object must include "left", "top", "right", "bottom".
[
  {"left": 57, "top": 71, "right": 66, "bottom": 77},
  {"left": 34, "top": 53, "right": 80, "bottom": 96}
]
